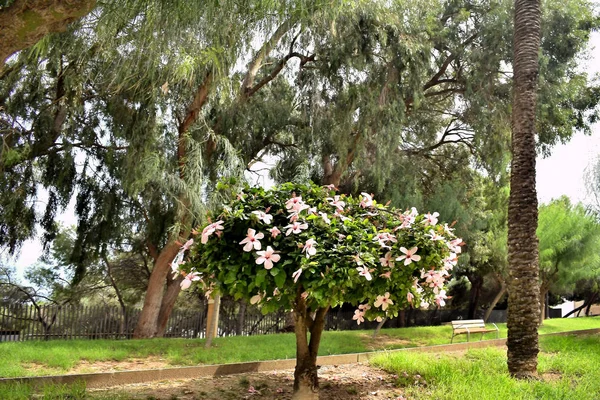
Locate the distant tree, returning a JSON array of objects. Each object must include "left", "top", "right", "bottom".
[
  {"left": 538, "top": 197, "right": 600, "bottom": 323},
  {"left": 180, "top": 182, "right": 461, "bottom": 399}
]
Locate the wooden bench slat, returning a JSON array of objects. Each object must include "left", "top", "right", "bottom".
[{"left": 450, "top": 319, "right": 499, "bottom": 343}]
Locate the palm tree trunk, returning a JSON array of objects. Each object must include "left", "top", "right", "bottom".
[{"left": 507, "top": 0, "right": 542, "bottom": 379}]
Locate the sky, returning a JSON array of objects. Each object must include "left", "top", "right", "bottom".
[
  {"left": 8, "top": 21, "right": 600, "bottom": 275},
  {"left": 536, "top": 30, "right": 600, "bottom": 204}
]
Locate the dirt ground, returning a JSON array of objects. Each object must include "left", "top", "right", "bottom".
[{"left": 90, "top": 363, "right": 413, "bottom": 400}]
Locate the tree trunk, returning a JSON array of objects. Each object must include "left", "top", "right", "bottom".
[
  {"left": 0, "top": 0, "right": 97, "bottom": 68},
  {"left": 103, "top": 254, "right": 128, "bottom": 336},
  {"left": 484, "top": 283, "right": 507, "bottom": 323},
  {"left": 292, "top": 290, "right": 329, "bottom": 400},
  {"left": 373, "top": 317, "right": 387, "bottom": 338},
  {"left": 507, "top": 0, "right": 542, "bottom": 379},
  {"left": 539, "top": 286, "right": 549, "bottom": 326},
  {"left": 563, "top": 292, "right": 598, "bottom": 318},
  {"left": 133, "top": 242, "right": 181, "bottom": 338},
  {"left": 398, "top": 309, "right": 406, "bottom": 328},
  {"left": 468, "top": 275, "right": 483, "bottom": 319},
  {"left": 235, "top": 301, "right": 247, "bottom": 336},
  {"left": 155, "top": 274, "right": 184, "bottom": 337},
  {"left": 205, "top": 294, "right": 221, "bottom": 348}
]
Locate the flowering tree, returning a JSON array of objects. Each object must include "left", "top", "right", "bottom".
[{"left": 174, "top": 182, "right": 461, "bottom": 399}]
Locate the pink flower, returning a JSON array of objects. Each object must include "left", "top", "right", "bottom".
[
  {"left": 379, "top": 271, "right": 392, "bottom": 279},
  {"left": 422, "top": 212, "right": 439, "bottom": 226},
  {"left": 448, "top": 238, "right": 463, "bottom": 254},
  {"left": 252, "top": 210, "right": 273, "bottom": 224},
  {"left": 236, "top": 192, "right": 245, "bottom": 201},
  {"left": 407, "top": 292, "right": 414, "bottom": 304},
  {"left": 250, "top": 292, "right": 263, "bottom": 305},
  {"left": 323, "top": 184, "right": 337, "bottom": 191},
  {"left": 180, "top": 238, "right": 194, "bottom": 250},
  {"left": 269, "top": 226, "right": 281, "bottom": 238},
  {"left": 356, "top": 266, "right": 372, "bottom": 281},
  {"left": 239, "top": 228, "right": 264, "bottom": 252},
  {"left": 302, "top": 239, "right": 317, "bottom": 258},
  {"left": 435, "top": 290, "right": 447, "bottom": 307},
  {"left": 374, "top": 292, "right": 394, "bottom": 311},
  {"left": 255, "top": 246, "right": 281, "bottom": 269},
  {"left": 301, "top": 291, "right": 309, "bottom": 300},
  {"left": 443, "top": 223, "right": 454, "bottom": 235},
  {"left": 180, "top": 271, "right": 201, "bottom": 290},
  {"left": 443, "top": 253, "right": 458, "bottom": 269},
  {"left": 201, "top": 220, "right": 224, "bottom": 244},
  {"left": 319, "top": 212, "right": 331, "bottom": 224},
  {"left": 352, "top": 309, "right": 365, "bottom": 325},
  {"left": 292, "top": 268, "right": 303, "bottom": 283},
  {"left": 284, "top": 221, "right": 308, "bottom": 236},
  {"left": 285, "top": 196, "right": 304, "bottom": 210},
  {"left": 358, "top": 303, "right": 371, "bottom": 311},
  {"left": 327, "top": 195, "right": 346, "bottom": 210},
  {"left": 380, "top": 252, "right": 395, "bottom": 267},
  {"left": 360, "top": 192, "right": 374, "bottom": 208},
  {"left": 290, "top": 202, "right": 310, "bottom": 214},
  {"left": 396, "top": 247, "right": 421, "bottom": 266},
  {"left": 374, "top": 232, "right": 397, "bottom": 248},
  {"left": 426, "top": 230, "right": 444, "bottom": 241}
]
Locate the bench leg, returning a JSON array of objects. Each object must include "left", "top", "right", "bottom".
[{"left": 467, "top": 332, "right": 470, "bottom": 342}]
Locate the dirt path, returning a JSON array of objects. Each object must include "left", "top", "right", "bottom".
[{"left": 90, "top": 363, "right": 410, "bottom": 400}]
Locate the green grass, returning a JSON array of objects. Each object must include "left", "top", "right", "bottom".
[
  {"left": 370, "top": 333, "right": 600, "bottom": 400},
  {"left": 0, "top": 316, "right": 597, "bottom": 378}
]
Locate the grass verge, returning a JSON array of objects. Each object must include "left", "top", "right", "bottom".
[
  {"left": 0, "top": 316, "right": 597, "bottom": 378},
  {"left": 370, "top": 333, "right": 600, "bottom": 399}
]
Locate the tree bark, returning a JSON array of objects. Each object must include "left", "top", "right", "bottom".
[
  {"left": 155, "top": 274, "right": 184, "bottom": 337},
  {"left": 205, "top": 294, "right": 221, "bottom": 348},
  {"left": 467, "top": 274, "right": 483, "bottom": 319},
  {"left": 0, "top": 0, "right": 97, "bottom": 68},
  {"left": 292, "top": 289, "right": 329, "bottom": 400},
  {"left": 133, "top": 242, "right": 181, "bottom": 338},
  {"left": 235, "top": 301, "right": 247, "bottom": 336},
  {"left": 539, "top": 286, "right": 549, "bottom": 326},
  {"left": 563, "top": 292, "right": 598, "bottom": 318},
  {"left": 484, "top": 283, "right": 507, "bottom": 323},
  {"left": 507, "top": 0, "right": 542, "bottom": 379}
]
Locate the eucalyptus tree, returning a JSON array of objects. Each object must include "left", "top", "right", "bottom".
[
  {"left": 0, "top": 0, "right": 336, "bottom": 337},
  {"left": 258, "top": 0, "right": 599, "bottom": 197},
  {"left": 507, "top": 0, "right": 542, "bottom": 379}
]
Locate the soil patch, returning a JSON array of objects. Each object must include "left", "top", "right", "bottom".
[
  {"left": 360, "top": 334, "right": 414, "bottom": 351},
  {"left": 70, "top": 357, "right": 171, "bottom": 374},
  {"left": 90, "top": 363, "right": 409, "bottom": 400}
]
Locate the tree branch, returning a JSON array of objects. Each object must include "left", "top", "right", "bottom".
[{"left": 0, "top": 0, "right": 97, "bottom": 68}]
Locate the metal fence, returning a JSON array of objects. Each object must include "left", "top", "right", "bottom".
[
  {"left": 0, "top": 300, "right": 508, "bottom": 342},
  {"left": 0, "top": 304, "right": 205, "bottom": 341}
]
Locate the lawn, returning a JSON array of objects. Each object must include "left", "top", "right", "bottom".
[
  {"left": 0, "top": 316, "right": 597, "bottom": 378},
  {"left": 370, "top": 333, "right": 600, "bottom": 400}
]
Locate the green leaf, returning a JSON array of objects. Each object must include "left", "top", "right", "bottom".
[
  {"left": 270, "top": 267, "right": 280, "bottom": 276},
  {"left": 256, "top": 269, "right": 267, "bottom": 285},
  {"left": 274, "top": 270, "right": 286, "bottom": 288}
]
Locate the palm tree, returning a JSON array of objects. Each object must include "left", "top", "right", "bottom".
[{"left": 507, "top": 0, "right": 542, "bottom": 378}]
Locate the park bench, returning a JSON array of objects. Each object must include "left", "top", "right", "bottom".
[{"left": 450, "top": 319, "right": 499, "bottom": 343}]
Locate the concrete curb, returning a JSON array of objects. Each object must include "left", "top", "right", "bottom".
[{"left": 2, "top": 328, "right": 598, "bottom": 389}]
